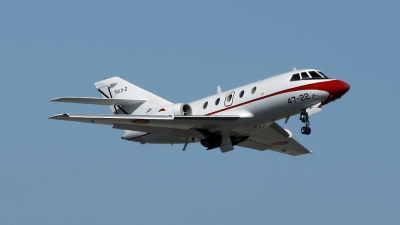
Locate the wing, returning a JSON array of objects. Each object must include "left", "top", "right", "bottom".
[
  {"left": 238, "top": 122, "right": 311, "bottom": 156},
  {"left": 49, "top": 114, "right": 239, "bottom": 131},
  {"left": 50, "top": 114, "right": 309, "bottom": 155}
]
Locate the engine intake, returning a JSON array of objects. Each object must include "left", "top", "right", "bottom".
[{"left": 173, "top": 103, "right": 192, "bottom": 116}]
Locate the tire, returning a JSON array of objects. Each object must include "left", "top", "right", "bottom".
[{"left": 301, "top": 127, "right": 307, "bottom": 134}]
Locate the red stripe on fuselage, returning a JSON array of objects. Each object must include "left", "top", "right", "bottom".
[
  {"left": 206, "top": 79, "right": 342, "bottom": 116},
  {"left": 129, "top": 79, "right": 348, "bottom": 141}
]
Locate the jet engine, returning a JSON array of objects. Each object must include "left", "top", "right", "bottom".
[{"left": 154, "top": 103, "right": 192, "bottom": 116}]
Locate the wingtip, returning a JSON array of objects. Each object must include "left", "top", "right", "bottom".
[
  {"left": 50, "top": 97, "right": 61, "bottom": 102},
  {"left": 49, "top": 114, "right": 70, "bottom": 120}
]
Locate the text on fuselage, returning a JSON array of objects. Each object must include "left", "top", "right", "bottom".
[{"left": 287, "top": 93, "right": 310, "bottom": 104}]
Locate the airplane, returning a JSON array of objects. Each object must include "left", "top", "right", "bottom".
[{"left": 50, "top": 69, "right": 350, "bottom": 156}]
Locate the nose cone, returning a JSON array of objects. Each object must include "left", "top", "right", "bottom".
[
  {"left": 333, "top": 80, "right": 350, "bottom": 97},
  {"left": 323, "top": 80, "right": 350, "bottom": 104}
]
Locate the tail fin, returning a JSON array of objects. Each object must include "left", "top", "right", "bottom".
[{"left": 94, "top": 77, "right": 172, "bottom": 115}]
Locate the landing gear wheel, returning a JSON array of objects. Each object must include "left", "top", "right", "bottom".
[
  {"left": 301, "top": 127, "right": 311, "bottom": 135},
  {"left": 301, "top": 127, "right": 307, "bottom": 134}
]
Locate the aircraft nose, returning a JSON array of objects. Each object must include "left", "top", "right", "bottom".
[
  {"left": 323, "top": 80, "right": 350, "bottom": 104},
  {"left": 333, "top": 80, "right": 350, "bottom": 98}
]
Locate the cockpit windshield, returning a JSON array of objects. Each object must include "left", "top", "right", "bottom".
[
  {"left": 290, "top": 70, "right": 330, "bottom": 81},
  {"left": 317, "top": 71, "right": 329, "bottom": 79}
]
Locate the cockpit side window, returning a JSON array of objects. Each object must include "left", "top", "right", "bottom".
[
  {"left": 301, "top": 72, "right": 310, "bottom": 79},
  {"left": 309, "top": 71, "right": 323, "bottom": 79},
  {"left": 317, "top": 71, "right": 329, "bottom": 79},
  {"left": 290, "top": 73, "right": 300, "bottom": 81}
]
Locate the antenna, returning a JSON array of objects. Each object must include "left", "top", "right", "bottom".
[{"left": 217, "top": 86, "right": 222, "bottom": 94}]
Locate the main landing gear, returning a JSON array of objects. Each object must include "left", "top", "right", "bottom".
[{"left": 300, "top": 110, "right": 311, "bottom": 135}]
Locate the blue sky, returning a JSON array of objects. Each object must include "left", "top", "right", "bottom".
[{"left": 1, "top": 1, "right": 399, "bottom": 224}]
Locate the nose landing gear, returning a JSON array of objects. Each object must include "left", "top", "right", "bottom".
[{"left": 300, "top": 110, "right": 311, "bottom": 135}]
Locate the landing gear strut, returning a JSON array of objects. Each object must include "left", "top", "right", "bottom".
[{"left": 300, "top": 110, "right": 311, "bottom": 135}]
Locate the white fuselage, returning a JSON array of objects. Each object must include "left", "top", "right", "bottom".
[{"left": 126, "top": 69, "right": 345, "bottom": 144}]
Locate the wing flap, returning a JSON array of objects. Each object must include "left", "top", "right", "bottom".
[{"left": 51, "top": 97, "right": 147, "bottom": 106}]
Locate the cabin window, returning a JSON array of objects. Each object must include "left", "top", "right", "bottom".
[
  {"left": 226, "top": 94, "right": 232, "bottom": 102},
  {"left": 215, "top": 98, "right": 220, "bottom": 105},
  {"left": 290, "top": 73, "right": 300, "bottom": 81},
  {"left": 239, "top": 90, "right": 244, "bottom": 98},
  {"left": 251, "top": 87, "right": 257, "bottom": 94},
  {"left": 203, "top": 101, "right": 208, "bottom": 109}
]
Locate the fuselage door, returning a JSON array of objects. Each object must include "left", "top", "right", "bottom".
[{"left": 224, "top": 91, "right": 235, "bottom": 107}]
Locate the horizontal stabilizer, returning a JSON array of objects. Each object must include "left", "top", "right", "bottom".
[{"left": 51, "top": 97, "right": 147, "bottom": 106}]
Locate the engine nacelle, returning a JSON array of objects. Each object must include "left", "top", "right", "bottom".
[{"left": 154, "top": 103, "right": 192, "bottom": 116}]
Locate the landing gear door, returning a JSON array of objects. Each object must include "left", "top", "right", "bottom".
[{"left": 306, "top": 102, "right": 322, "bottom": 116}]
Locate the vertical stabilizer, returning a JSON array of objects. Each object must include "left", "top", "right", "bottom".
[{"left": 94, "top": 77, "right": 172, "bottom": 115}]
